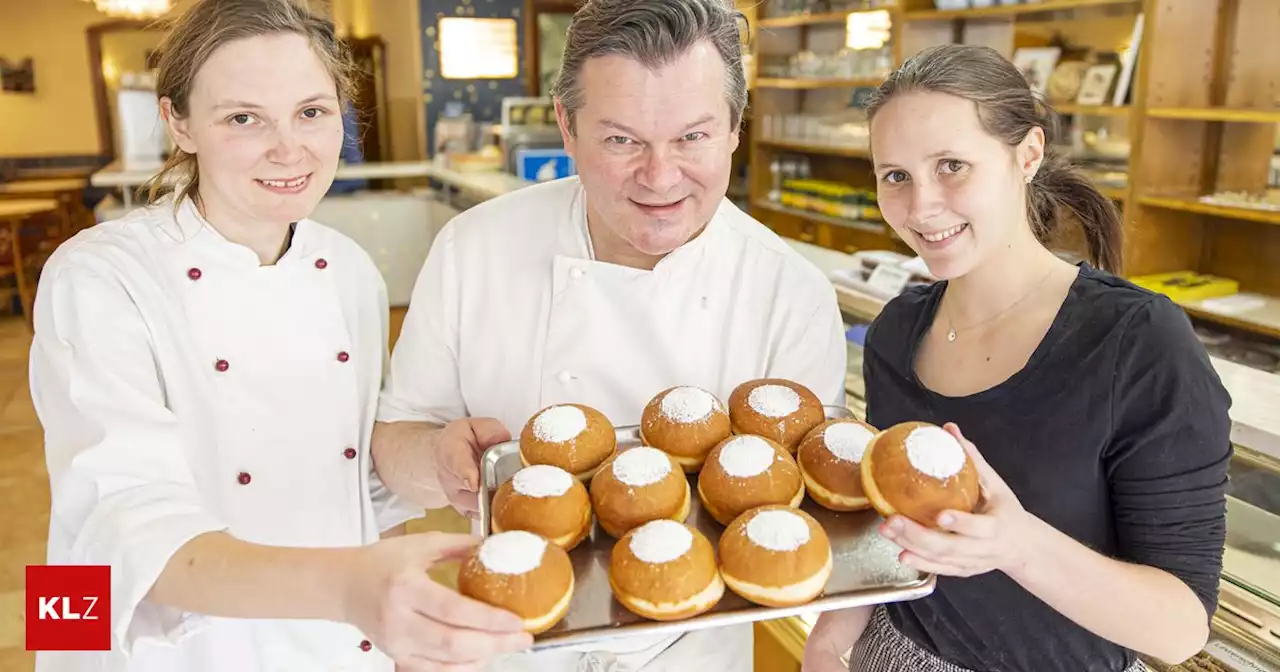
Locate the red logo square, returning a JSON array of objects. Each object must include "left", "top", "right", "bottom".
[{"left": 26, "top": 565, "right": 111, "bottom": 651}]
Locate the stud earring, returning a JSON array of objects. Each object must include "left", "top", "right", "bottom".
[{"left": 1025, "top": 175, "right": 1034, "bottom": 184}]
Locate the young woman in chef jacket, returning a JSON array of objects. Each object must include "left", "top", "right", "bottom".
[
  {"left": 802, "top": 45, "right": 1232, "bottom": 672},
  {"left": 28, "top": 1, "right": 533, "bottom": 671}
]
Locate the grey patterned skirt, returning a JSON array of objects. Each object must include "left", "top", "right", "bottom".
[{"left": 849, "top": 607, "right": 1152, "bottom": 672}]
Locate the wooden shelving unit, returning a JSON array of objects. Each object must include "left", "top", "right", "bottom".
[
  {"left": 1146, "top": 107, "right": 1280, "bottom": 123},
  {"left": 741, "top": 0, "right": 1280, "bottom": 343},
  {"left": 1180, "top": 296, "right": 1280, "bottom": 340},
  {"left": 757, "top": 138, "right": 872, "bottom": 158},
  {"left": 1139, "top": 196, "right": 1280, "bottom": 227},
  {"left": 903, "top": 0, "right": 1139, "bottom": 21},
  {"left": 757, "top": 8, "right": 891, "bottom": 29},
  {"left": 753, "top": 199, "right": 887, "bottom": 233},
  {"left": 754, "top": 77, "right": 885, "bottom": 89},
  {"left": 1055, "top": 103, "right": 1131, "bottom": 117},
  {"left": 1125, "top": 0, "right": 1280, "bottom": 340}
]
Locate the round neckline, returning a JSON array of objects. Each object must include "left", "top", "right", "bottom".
[{"left": 906, "top": 262, "right": 1087, "bottom": 404}]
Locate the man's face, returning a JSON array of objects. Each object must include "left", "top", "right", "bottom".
[{"left": 557, "top": 41, "right": 740, "bottom": 259}]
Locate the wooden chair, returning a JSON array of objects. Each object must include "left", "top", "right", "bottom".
[{"left": 0, "top": 199, "right": 61, "bottom": 331}]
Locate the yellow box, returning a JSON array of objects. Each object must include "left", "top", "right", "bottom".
[{"left": 1130, "top": 271, "right": 1239, "bottom": 303}]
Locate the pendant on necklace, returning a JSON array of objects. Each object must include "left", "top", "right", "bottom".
[{"left": 947, "top": 329, "right": 957, "bottom": 343}]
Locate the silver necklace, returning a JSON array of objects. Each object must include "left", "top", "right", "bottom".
[{"left": 945, "top": 267, "right": 1057, "bottom": 343}]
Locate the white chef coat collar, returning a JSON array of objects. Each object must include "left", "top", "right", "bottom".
[
  {"left": 562, "top": 182, "right": 727, "bottom": 275},
  {"left": 165, "top": 194, "right": 316, "bottom": 267}
]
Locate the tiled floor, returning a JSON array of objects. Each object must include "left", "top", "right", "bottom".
[{"left": 0, "top": 308, "right": 465, "bottom": 669}]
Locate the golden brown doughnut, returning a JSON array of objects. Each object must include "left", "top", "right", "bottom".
[
  {"left": 861, "top": 421, "right": 981, "bottom": 527},
  {"left": 718, "top": 505, "right": 832, "bottom": 607},
  {"left": 797, "top": 418, "right": 879, "bottom": 512},
  {"left": 519, "top": 403, "right": 616, "bottom": 480},
  {"left": 491, "top": 464, "right": 593, "bottom": 551},
  {"left": 727, "top": 379, "right": 825, "bottom": 454},
  {"left": 609, "top": 519, "right": 724, "bottom": 621},
  {"left": 640, "top": 386, "right": 731, "bottom": 472},
  {"left": 696, "top": 435, "right": 804, "bottom": 526},
  {"left": 590, "top": 446, "right": 691, "bottom": 538},
  {"left": 457, "top": 531, "right": 575, "bottom": 634}
]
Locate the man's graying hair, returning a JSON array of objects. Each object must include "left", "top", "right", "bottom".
[{"left": 551, "top": 0, "right": 749, "bottom": 135}]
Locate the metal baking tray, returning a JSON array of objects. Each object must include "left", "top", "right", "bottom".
[{"left": 478, "top": 405, "right": 936, "bottom": 652}]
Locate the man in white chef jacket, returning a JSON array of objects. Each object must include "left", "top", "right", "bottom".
[{"left": 373, "top": 0, "right": 847, "bottom": 670}]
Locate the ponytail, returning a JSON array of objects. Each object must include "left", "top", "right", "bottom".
[
  {"left": 1027, "top": 152, "right": 1125, "bottom": 275},
  {"left": 137, "top": 149, "right": 199, "bottom": 209}
]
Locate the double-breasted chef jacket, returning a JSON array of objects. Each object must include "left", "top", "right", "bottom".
[
  {"left": 29, "top": 196, "right": 422, "bottom": 672},
  {"left": 378, "top": 176, "right": 849, "bottom": 671}
]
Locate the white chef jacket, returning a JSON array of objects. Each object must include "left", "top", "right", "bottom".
[
  {"left": 378, "top": 176, "right": 847, "bottom": 671},
  {"left": 29, "top": 196, "right": 423, "bottom": 672}
]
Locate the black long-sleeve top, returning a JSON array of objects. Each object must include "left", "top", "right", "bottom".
[{"left": 863, "top": 263, "right": 1233, "bottom": 672}]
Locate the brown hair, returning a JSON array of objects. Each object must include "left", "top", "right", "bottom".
[
  {"left": 551, "top": 0, "right": 749, "bottom": 135},
  {"left": 867, "top": 44, "right": 1123, "bottom": 274},
  {"left": 139, "top": 0, "right": 356, "bottom": 207}
]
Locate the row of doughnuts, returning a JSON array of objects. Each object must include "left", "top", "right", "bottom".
[
  {"left": 459, "top": 505, "right": 835, "bottom": 633},
  {"left": 458, "top": 378, "right": 982, "bottom": 634}
]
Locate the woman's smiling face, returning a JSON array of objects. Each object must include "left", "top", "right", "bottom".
[{"left": 870, "top": 90, "right": 1041, "bottom": 280}]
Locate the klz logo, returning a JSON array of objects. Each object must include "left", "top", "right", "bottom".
[
  {"left": 26, "top": 565, "right": 111, "bottom": 651},
  {"left": 38, "top": 596, "right": 101, "bottom": 620}
]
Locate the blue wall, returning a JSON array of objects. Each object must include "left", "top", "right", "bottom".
[{"left": 419, "top": 0, "right": 530, "bottom": 156}]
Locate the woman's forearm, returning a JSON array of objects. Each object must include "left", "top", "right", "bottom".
[
  {"left": 804, "top": 606, "right": 873, "bottom": 670},
  {"left": 147, "top": 531, "right": 358, "bottom": 621},
  {"left": 371, "top": 421, "right": 450, "bottom": 509},
  {"left": 1007, "top": 515, "right": 1210, "bottom": 664}
]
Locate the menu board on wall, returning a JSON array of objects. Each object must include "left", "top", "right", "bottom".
[{"left": 438, "top": 17, "right": 519, "bottom": 80}]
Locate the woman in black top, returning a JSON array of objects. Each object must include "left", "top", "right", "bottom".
[{"left": 802, "top": 44, "right": 1232, "bottom": 672}]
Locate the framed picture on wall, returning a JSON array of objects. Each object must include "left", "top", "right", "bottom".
[
  {"left": 438, "top": 17, "right": 519, "bottom": 80},
  {"left": 0, "top": 57, "right": 35, "bottom": 94},
  {"left": 1011, "top": 47, "right": 1061, "bottom": 96},
  {"left": 1076, "top": 64, "right": 1119, "bottom": 106}
]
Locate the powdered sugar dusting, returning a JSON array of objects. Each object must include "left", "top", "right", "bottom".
[
  {"left": 748, "top": 385, "right": 801, "bottom": 418},
  {"left": 660, "top": 387, "right": 716, "bottom": 424},
  {"left": 478, "top": 530, "right": 546, "bottom": 575},
  {"left": 612, "top": 447, "right": 672, "bottom": 486},
  {"left": 629, "top": 519, "right": 693, "bottom": 564},
  {"left": 905, "top": 426, "right": 966, "bottom": 479},
  {"left": 512, "top": 464, "right": 573, "bottom": 498},
  {"left": 533, "top": 405, "right": 587, "bottom": 442},
  {"left": 824, "top": 423, "right": 876, "bottom": 463},
  {"left": 746, "top": 509, "right": 811, "bottom": 552},
  {"left": 718, "top": 436, "right": 775, "bottom": 478}
]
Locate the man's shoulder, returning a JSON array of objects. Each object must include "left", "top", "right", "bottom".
[
  {"left": 716, "top": 201, "right": 833, "bottom": 291},
  {"left": 447, "top": 177, "right": 579, "bottom": 237}
]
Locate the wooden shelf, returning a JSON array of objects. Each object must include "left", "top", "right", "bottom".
[
  {"left": 758, "top": 8, "right": 886, "bottom": 28},
  {"left": 1054, "top": 103, "right": 1131, "bottom": 117},
  {"left": 903, "top": 0, "right": 1139, "bottom": 21},
  {"left": 755, "top": 77, "right": 884, "bottom": 90},
  {"left": 1138, "top": 196, "right": 1280, "bottom": 226},
  {"left": 1146, "top": 108, "right": 1280, "bottom": 123},
  {"left": 1098, "top": 186, "right": 1128, "bottom": 201},
  {"left": 757, "top": 138, "right": 872, "bottom": 159},
  {"left": 1179, "top": 294, "right": 1280, "bottom": 340},
  {"left": 753, "top": 199, "right": 885, "bottom": 233}
]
